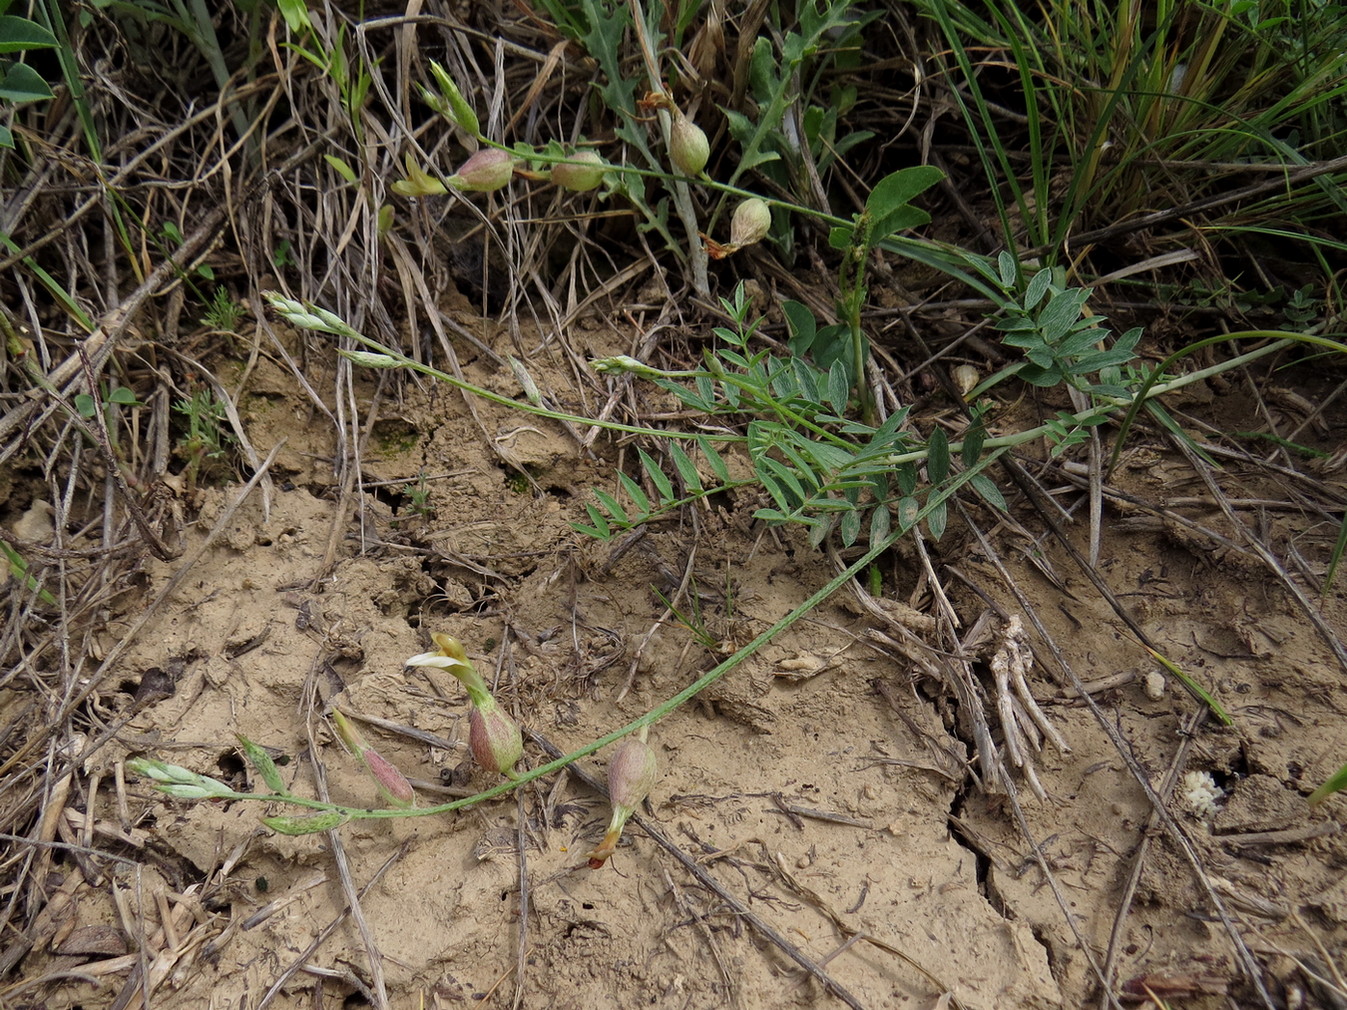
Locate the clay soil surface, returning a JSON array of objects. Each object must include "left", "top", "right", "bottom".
[{"left": 4, "top": 310, "right": 1346, "bottom": 1010}]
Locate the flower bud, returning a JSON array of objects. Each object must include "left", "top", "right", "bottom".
[
  {"left": 590, "top": 354, "right": 661, "bottom": 378},
  {"left": 332, "top": 711, "right": 416, "bottom": 808},
  {"left": 550, "top": 151, "right": 606, "bottom": 193},
  {"left": 363, "top": 748, "right": 417, "bottom": 807},
  {"left": 469, "top": 699, "right": 523, "bottom": 779},
  {"left": 730, "top": 198, "right": 771, "bottom": 248},
  {"left": 448, "top": 149, "right": 514, "bottom": 193},
  {"left": 669, "top": 110, "right": 709, "bottom": 176},
  {"left": 588, "top": 734, "right": 659, "bottom": 868}
]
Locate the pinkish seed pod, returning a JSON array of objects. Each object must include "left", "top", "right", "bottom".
[
  {"left": 550, "top": 151, "right": 606, "bottom": 193},
  {"left": 669, "top": 111, "right": 709, "bottom": 176},
  {"left": 448, "top": 149, "right": 514, "bottom": 193},
  {"left": 469, "top": 704, "right": 523, "bottom": 778},
  {"left": 730, "top": 198, "right": 771, "bottom": 248},
  {"left": 607, "top": 736, "right": 659, "bottom": 812},
  {"left": 364, "top": 748, "right": 416, "bottom": 807},
  {"left": 588, "top": 735, "right": 660, "bottom": 868}
]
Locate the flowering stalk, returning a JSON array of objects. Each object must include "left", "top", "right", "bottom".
[
  {"left": 588, "top": 727, "right": 659, "bottom": 868},
  {"left": 407, "top": 633, "right": 523, "bottom": 779}
]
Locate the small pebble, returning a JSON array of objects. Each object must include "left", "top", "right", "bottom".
[{"left": 1144, "top": 670, "right": 1166, "bottom": 700}]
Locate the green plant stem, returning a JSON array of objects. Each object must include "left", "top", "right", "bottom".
[
  {"left": 1107, "top": 331, "right": 1347, "bottom": 476},
  {"left": 890, "top": 332, "right": 1325, "bottom": 468},
  {"left": 267, "top": 295, "right": 740, "bottom": 445},
  {"left": 627, "top": 0, "right": 709, "bottom": 296},
  {"left": 685, "top": 367, "right": 857, "bottom": 450},
  {"left": 469, "top": 142, "right": 1001, "bottom": 304},
  {"left": 179, "top": 449, "right": 1007, "bottom": 824}
]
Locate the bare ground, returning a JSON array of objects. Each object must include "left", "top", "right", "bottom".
[{"left": 3, "top": 307, "right": 1344, "bottom": 1010}]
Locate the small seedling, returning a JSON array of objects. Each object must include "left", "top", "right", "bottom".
[
  {"left": 74, "top": 383, "right": 139, "bottom": 419},
  {"left": 174, "top": 388, "right": 233, "bottom": 485},
  {"left": 403, "top": 471, "right": 435, "bottom": 518},
  {"left": 201, "top": 287, "right": 244, "bottom": 332}
]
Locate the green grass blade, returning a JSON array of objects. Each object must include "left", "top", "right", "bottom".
[
  {"left": 1146, "top": 647, "right": 1234, "bottom": 727},
  {"left": 1309, "top": 761, "right": 1347, "bottom": 807}
]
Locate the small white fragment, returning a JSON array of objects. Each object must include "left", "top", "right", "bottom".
[
  {"left": 953, "top": 364, "right": 980, "bottom": 397},
  {"left": 1180, "top": 771, "right": 1222, "bottom": 819},
  {"left": 1144, "top": 669, "right": 1166, "bottom": 701}
]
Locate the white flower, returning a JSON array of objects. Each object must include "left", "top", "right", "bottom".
[{"left": 405, "top": 651, "right": 470, "bottom": 670}]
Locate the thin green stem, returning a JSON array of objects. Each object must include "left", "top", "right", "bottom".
[
  {"left": 890, "top": 332, "right": 1321, "bottom": 467},
  {"left": 186, "top": 450, "right": 1008, "bottom": 824},
  {"left": 471, "top": 141, "right": 1002, "bottom": 304},
  {"left": 1107, "top": 331, "right": 1346, "bottom": 477},
  {"left": 268, "top": 295, "right": 743, "bottom": 444}
]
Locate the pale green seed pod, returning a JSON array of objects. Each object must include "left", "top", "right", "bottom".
[
  {"left": 669, "top": 111, "right": 709, "bottom": 176},
  {"left": 607, "top": 736, "right": 659, "bottom": 811},
  {"left": 730, "top": 198, "right": 771, "bottom": 248},
  {"left": 551, "top": 151, "right": 606, "bottom": 193},
  {"left": 588, "top": 735, "right": 659, "bottom": 868}
]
